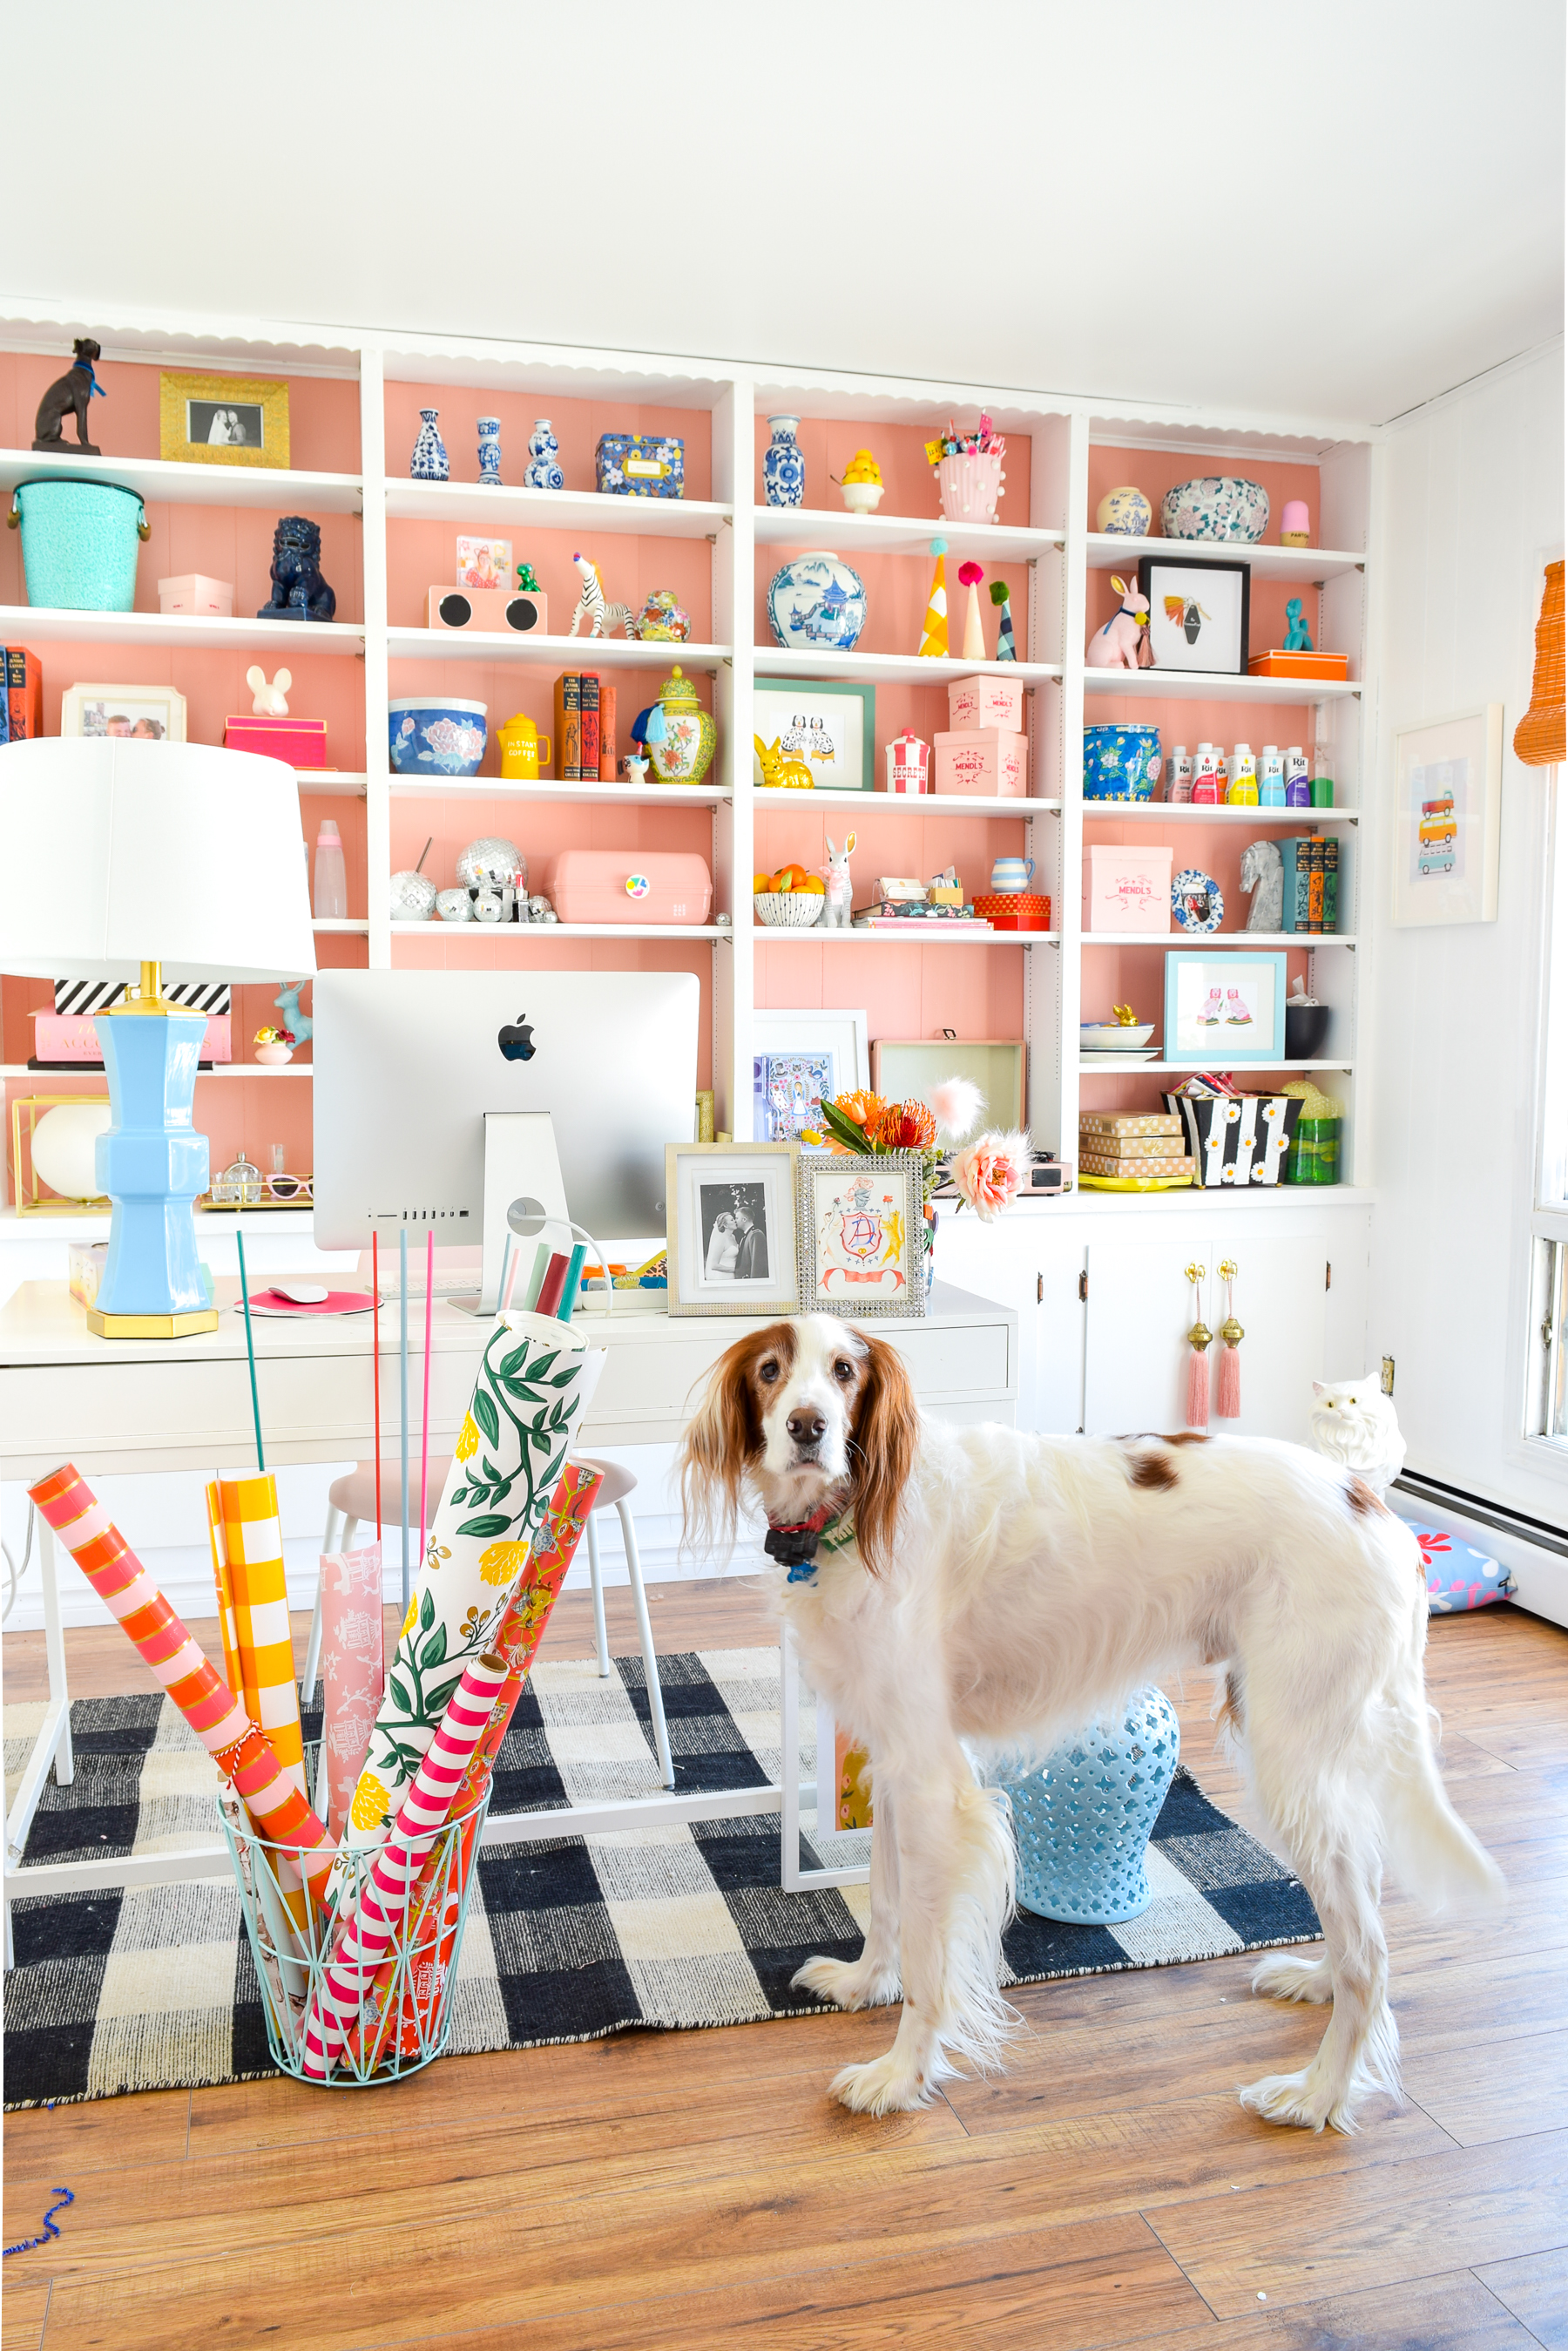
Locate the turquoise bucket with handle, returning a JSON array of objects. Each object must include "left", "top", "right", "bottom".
[{"left": 8, "top": 478, "right": 149, "bottom": 611}]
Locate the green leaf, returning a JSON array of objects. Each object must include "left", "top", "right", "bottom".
[
  {"left": 819, "top": 1100, "right": 872, "bottom": 1154},
  {"left": 498, "top": 1344, "right": 529, "bottom": 1378},
  {"left": 419, "top": 1621, "right": 448, "bottom": 1670},
  {"left": 420, "top": 1588, "right": 436, "bottom": 1631},
  {"left": 549, "top": 1368, "right": 578, "bottom": 1388},
  {"left": 503, "top": 1379, "right": 544, "bottom": 1403},
  {"left": 423, "top": 1672, "right": 463, "bottom": 1716},
  {"left": 389, "top": 1670, "right": 416, "bottom": 1715},
  {"left": 474, "top": 1389, "right": 501, "bottom": 1447},
  {"left": 456, "top": 1513, "right": 511, "bottom": 1538}
]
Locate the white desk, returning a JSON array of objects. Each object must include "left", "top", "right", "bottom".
[{"left": 2, "top": 1280, "right": 1017, "bottom": 1931}]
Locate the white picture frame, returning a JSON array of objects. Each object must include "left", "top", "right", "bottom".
[
  {"left": 1392, "top": 705, "right": 1504, "bottom": 927},
  {"left": 59, "top": 683, "right": 188, "bottom": 742},
  {"left": 751, "top": 1007, "right": 869, "bottom": 1143},
  {"left": 665, "top": 1141, "right": 801, "bottom": 1318}
]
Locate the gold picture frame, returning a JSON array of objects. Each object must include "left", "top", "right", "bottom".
[{"left": 159, "top": 370, "right": 290, "bottom": 469}]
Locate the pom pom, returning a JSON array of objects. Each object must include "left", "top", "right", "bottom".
[
  {"left": 930, "top": 538, "right": 948, "bottom": 557},
  {"left": 949, "top": 1129, "right": 1028, "bottom": 1222},
  {"left": 927, "top": 1076, "right": 983, "bottom": 1142},
  {"left": 958, "top": 561, "right": 983, "bottom": 588},
  {"left": 990, "top": 579, "right": 1010, "bottom": 606}
]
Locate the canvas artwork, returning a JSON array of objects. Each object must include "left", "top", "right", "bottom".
[
  {"left": 799, "top": 1154, "right": 925, "bottom": 1316},
  {"left": 754, "top": 1051, "right": 834, "bottom": 1143},
  {"left": 456, "top": 535, "right": 512, "bottom": 592}
]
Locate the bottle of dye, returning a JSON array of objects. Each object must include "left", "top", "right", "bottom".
[
  {"left": 1167, "top": 744, "right": 1193, "bottom": 803},
  {"left": 1192, "top": 742, "right": 1222, "bottom": 804},
  {"left": 1311, "top": 737, "right": 1335, "bottom": 808},
  {"left": 1259, "top": 744, "right": 1286, "bottom": 805},
  {"left": 1227, "top": 743, "right": 1258, "bottom": 804},
  {"left": 1285, "top": 746, "right": 1311, "bottom": 807}
]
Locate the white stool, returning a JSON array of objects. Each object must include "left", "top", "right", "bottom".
[{"left": 302, "top": 1453, "right": 674, "bottom": 1791}]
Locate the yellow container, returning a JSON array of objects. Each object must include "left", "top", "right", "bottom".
[{"left": 497, "top": 713, "right": 551, "bottom": 780}]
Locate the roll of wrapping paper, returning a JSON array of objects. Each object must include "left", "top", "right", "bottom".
[
  {"left": 216, "top": 1474, "right": 306, "bottom": 1796},
  {"left": 321, "top": 1542, "right": 386, "bottom": 1840},
  {"left": 26, "top": 1464, "right": 339, "bottom": 1908},
  {"left": 344, "top": 1460, "right": 605, "bottom": 2067},
  {"left": 205, "top": 1481, "right": 242, "bottom": 1699},
  {"left": 301, "top": 1651, "right": 510, "bottom": 2078},
  {"left": 328, "top": 1315, "right": 603, "bottom": 1901}
]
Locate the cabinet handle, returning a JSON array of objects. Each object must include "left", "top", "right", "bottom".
[{"left": 1078, "top": 1270, "right": 1088, "bottom": 1303}]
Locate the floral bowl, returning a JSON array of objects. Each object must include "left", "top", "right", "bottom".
[
  {"left": 754, "top": 890, "right": 824, "bottom": 928},
  {"left": 389, "top": 695, "right": 488, "bottom": 778},
  {"left": 1159, "top": 476, "right": 1270, "bottom": 544}
]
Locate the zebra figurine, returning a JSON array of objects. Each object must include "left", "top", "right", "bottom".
[{"left": 568, "top": 552, "right": 636, "bottom": 640}]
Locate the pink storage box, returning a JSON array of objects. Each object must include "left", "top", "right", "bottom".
[
  {"left": 543, "top": 850, "right": 713, "bottom": 926},
  {"left": 933, "top": 729, "right": 1028, "bottom": 797},
  {"left": 33, "top": 1012, "right": 232, "bottom": 1062},
  {"left": 159, "top": 573, "right": 233, "bottom": 616},
  {"left": 947, "top": 674, "right": 1025, "bottom": 733},
  {"left": 1081, "top": 845, "right": 1173, "bottom": 934},
  {"left": 224, "top": 715, "right": 328, "bottom": 769}
]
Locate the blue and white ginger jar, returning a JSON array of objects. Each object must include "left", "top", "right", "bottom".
[
  {"left": 1161, "top": 476, "right": 1270, "bottom": 544},
  {"left": 763, "top": 415, "right": 806, "bottom": 508},
  {"left": 410, "top": 408, "right": 449, "bottom": 483},
  {"left": 525, "top": 418, "right": 564, "bottom": 492},
  {"left": 766, "top": 550, "right": 867, "bottom": 652},
  {"left": 476, "top": 417, "right": 502, "bottom": 486}
]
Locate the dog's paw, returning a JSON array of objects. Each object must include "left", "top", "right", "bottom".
[
  {"left": 829, "top": 2052, "right": 931, "bottom": 2115},
  {"left": 1240, "top": 2066, "right": 1353, "bottom": 2135},
  {"left": 792, "top": 1955, "right": 902, "bottom": 2011},
  {"left": 1250, "top": 1952, "right": 1333, "bottom": 2004}
]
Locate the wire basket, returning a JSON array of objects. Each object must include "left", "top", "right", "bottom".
[
  {"left": 218, "top": 1742, "right": 490, "bottom": 2087},
  {"left": 754, "top": 890, "right": 824, "bottom": 928}
]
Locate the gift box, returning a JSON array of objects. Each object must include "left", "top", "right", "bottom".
[
  {"left": 542, "top": 849, "right": 712, "bottom": 925},
  {"left": 158, "top": 573, "right": 233, "bottom": 617},
  {"left": 34, "top": 1010, "right": 231, "bottom": 1062},
  {"left": 973, "top": 891, "right": 1051, "bottom": 930},
  {"left": 1162, "top": 1091, "right": 1302, "bottom": 1186},
  {"left": 934, "top": 729, "right": 1027, "bottom": 796},
  {"left": 1078, "top": 1111, "right": 1184, "bottom": 1141},
  {"left": 948, "top": 674, "right": 1025, "bottom": 733},
  {"left": 1078, "top": 1150, "right": 1193, "bottom": 1181},
  {"left": 1247, "top": 649, "right": 1349, "bottom": 682},
  {"left": 224, "top": 714, "right": 328, "bottom": 768},
  {"left": 595, "top": 433, "right": 685, "bottom": 498},
  {"left": 1082, "top": 845, "right": 1173, "bottom": 933}
]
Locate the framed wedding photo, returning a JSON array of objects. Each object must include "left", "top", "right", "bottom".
[
  {"left": 1163, "top": 949, "right": 1287, "bottom": 1065},
  {"left": 797, "top": 1149, "right": 927, "bottom": 1318},
  {"left": 1137, "top": 555, "right": 1250, "bottom": 675},
  {"left": 159, "top": 369, "right": 290, "bottom": 470},
  {"left": 60, "top": 682, "right": 187, "bottom": 742},
  {"left": 1392, "top": 704, "right": 1503, "bottom": 928},
  {"left": 665, "top": 1141, "right": 801, "bottom": 1318}
]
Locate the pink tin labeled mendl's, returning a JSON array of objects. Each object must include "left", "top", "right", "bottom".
[
  {"left": 542, "top": 850, "right": 713, "bottom": 926},
  {"left": 933, "top": 729, "right": 1027, "bottom": 797},
  {"left": 882, "top": 730, "right": 931, "bottom": 793},
  {"left": 947, "top": 674, "right": 1025, "bottom": 734},
  {"left": 1081, "top": 844, "right": 1174, "bottom": 934}
]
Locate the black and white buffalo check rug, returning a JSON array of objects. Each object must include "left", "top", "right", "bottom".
[{"left": 3, "top": 1647, "right": 1319, "bottom": 2109}]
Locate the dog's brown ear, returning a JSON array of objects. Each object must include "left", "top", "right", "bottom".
[
  {"left": 848, "top": 1331, "right": 919, "bottom": 1575},
  {"left": 679, "top": 1324, "right": 787, "bottom": 1561}
]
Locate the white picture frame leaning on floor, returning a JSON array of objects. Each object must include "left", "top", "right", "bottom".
[{"left": 1392, "top": 704, "right": 1504, "bottom": 927}]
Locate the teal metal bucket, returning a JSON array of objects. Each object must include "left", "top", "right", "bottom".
[{"left": 8, "top": 478, "right": 149, "bottom": 611}]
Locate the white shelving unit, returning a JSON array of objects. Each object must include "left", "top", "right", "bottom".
[{"left": 0, "top": 302, "right": 1377, "bottom": 1193}]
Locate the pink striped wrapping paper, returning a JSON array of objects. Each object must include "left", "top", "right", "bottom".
[
  {"left": 301, "top": 1652, "right": 508, "bottom": 2079},
  {"left": 321, "top": 1543, "right": 386, "bottom": 1841}
]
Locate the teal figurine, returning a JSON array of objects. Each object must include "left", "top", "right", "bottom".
[
  {"left": 990, "top": 577, "right": 1017, "bottom": 661},
  {"left": 1283, "top": 597, "right": 1314, "bottom": 652}
]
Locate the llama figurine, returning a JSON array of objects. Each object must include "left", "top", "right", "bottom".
[
  {"left": 821, "top": 832, "right": 856, "bottom": 928},
  {"left": 1087, "top": 575, "right": 1151, "bottom": 669},
  {"left": 567, "top": 552, "right": 635, "bottom": 640}
]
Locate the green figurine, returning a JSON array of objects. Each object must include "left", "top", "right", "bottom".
[
  {"left": 516, "top": 560, "right": 540, "bottom": 593},
  {"left": 1282, "top": 596, "right": 1314, "bottom": 653}
]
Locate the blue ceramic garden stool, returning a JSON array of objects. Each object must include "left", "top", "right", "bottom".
[{"left": 998, "top": 1687, "right": 1179, "bottom": 1926}]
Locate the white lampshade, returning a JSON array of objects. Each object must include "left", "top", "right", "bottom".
[{"left": 0, "top": 737, "right": 317, "bottom": 983}]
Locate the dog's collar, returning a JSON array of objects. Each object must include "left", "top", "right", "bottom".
[{"left": 765, "top": 1502, "right": 855, "bottom": 1582}]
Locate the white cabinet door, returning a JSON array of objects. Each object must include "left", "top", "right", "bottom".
[
  {"left": 1084, "top": 1238, "right": 1200, "bottom": 1435},
  {"left": 1208, "top": 1233, "right": 1328, "bottom": 1445}
]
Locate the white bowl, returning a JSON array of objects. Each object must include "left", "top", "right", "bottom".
[
  {"left": 1080, "top": 1022, "right": 1154, "bottom": 1049},
  {"left": 841, "top": 482, "right": 884, "bottom": 513},
  {"left": 754, "top": 891, "right": 825, "bottom": 928}
]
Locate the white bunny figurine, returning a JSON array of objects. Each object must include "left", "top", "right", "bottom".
[
  {"left": 821, "top": 830, "right": 856, "bottom": 930},
  {"left": 246, "top": 665, "right": 292, "bottom": 717}
]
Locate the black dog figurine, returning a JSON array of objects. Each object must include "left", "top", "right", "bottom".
[
  {"left": 33, "top": 338, "right": 106, "bottom": 455},
  {"left": 257, "top": 515, "right": 336, "bottom": 624}
]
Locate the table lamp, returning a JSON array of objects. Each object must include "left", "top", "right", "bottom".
[{"left": 0, "top": 737, "right": 316, "bottom": 1337}]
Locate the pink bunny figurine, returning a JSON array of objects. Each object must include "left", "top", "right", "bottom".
[{"left": 1087, "top": 576, "right": 1152, "bottom": 670}]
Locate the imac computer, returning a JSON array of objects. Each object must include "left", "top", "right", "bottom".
[{"left": 312, "top": 969, "right": 700, "bottom": 1309}]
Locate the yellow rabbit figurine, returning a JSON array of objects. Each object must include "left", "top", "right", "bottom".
[{"left": 754, "top": 734, "right": 815, "bottom": 789}]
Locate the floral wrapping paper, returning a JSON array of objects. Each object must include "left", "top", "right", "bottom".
[
  {"left": 321, "top": 1543, "right": 386, "bottom": 1840},
  {"left": 328, "top": 1315, "right": 603, "bottom": 1900}
]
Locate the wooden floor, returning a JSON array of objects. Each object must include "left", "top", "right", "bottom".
[{"left": 3, "top": 1589, "right": 1566, "bottom": 2351}]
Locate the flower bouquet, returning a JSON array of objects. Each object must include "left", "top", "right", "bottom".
[{"left": 807, "top": 1079, "right": 1031, "bottom": 1279}]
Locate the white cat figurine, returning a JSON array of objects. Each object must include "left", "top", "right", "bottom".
[{"left": 1309, "top": 1374, "right": 1406, "bottom": 1498}]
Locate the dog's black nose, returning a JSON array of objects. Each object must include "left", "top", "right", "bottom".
[{"left": 787, "top": 1408, "right": 826, "bottom": 1446}]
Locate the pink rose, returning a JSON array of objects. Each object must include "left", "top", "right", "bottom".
[{"left": 950, "top": 1131, "right": 1028, "bottom": 1223}]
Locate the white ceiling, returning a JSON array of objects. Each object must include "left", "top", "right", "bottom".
[{"left": 3, "top": 0, "right": 1562, "bottom": 428}]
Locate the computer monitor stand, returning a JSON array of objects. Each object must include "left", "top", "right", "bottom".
[{"left": 475, "top": 1111, "right": 571, "bottom": 1314}]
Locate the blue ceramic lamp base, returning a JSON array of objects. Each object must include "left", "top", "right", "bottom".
[{"left": 87, "top": 995, "right": 218, "bottom": 1338}]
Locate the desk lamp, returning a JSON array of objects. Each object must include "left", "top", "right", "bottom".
[{"left": 0, "top": 738, "right": 315, "bottom": 1337}]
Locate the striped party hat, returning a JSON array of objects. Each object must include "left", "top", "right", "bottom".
[
  {"left": 917, "top": 539, "right": 949, "bottom": 658},
  {"left": 990, "top": 577, "right": 1017, "bottom": 661}
]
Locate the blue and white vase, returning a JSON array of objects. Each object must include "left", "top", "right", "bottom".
[
  {"left": 763, "top": 415, "right": 805, "bottom": 508},
  {"left": 766, "top": 549, "right": 867, "bottom": 652},
  {"left": 525, "top": 418, "right": 564, "bottom": 491},
  {"left": 410, "top": 408, "right": 449, "bottom": 483},
  {"left": 476, "top": 417, "right": 502, "bottom": 486}
]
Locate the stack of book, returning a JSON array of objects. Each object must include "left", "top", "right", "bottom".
[
  {"left": 1282, "top": 835, "right": 1339, "bottom": 935},
  {"left": 1077, "top": 1111, "right": 1193, "bottom": 1188},
  {"left": 0, "top": 644, "right": 43, "bottom": 742},
  {"left": 553, "top": 673, "right": 618, "bottom": 782}
]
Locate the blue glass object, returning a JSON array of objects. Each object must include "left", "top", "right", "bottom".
[{"left": 91, "top": 1009, "right": 212, "bottom": 1320}]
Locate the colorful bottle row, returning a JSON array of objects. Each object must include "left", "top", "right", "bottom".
[{"left": 1166, "top": 742, "right": 1333, "bottom": 809}]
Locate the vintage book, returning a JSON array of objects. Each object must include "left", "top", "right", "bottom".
[
  {"left": 1321, "top": 834, "right": 1339, "bottom": 933},
  {"left": 554, "top": 674, "right": 582, "bottom": 781},
  {"left": 5, "top": 644, "right": 43, "bottom": 741},
  {"left": 1307, "top": 835, "right": 1325, "bottom": 934},
  {"left": 578, "top": 673, "right": 600, "bottom": 781},
  {"left": 0, "top": 649, "right": 9, "bottom": 744},
  {"left": 1078, "top": 1111, "right": 1184, "bottom": 1139},
  {"left": 598, "top": 680, "right": 617, "bottom": 780},
  {"left": 1282, "top": 837, "right": 1315, "bottom": 933}
]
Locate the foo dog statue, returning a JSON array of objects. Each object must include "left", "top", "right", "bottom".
[{"left": 257, "top": 515, "right": 336, "bottom": 623}]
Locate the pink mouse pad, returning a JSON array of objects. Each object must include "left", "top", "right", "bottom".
[{"left": 235, "top": 1291, "right": 378, "bottom": 1317}]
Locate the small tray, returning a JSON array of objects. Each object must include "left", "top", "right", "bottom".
[{"left": 1077, "top": 1171, "right": 1194, "bottom": 1190}]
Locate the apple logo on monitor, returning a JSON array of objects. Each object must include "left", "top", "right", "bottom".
[{"left": 497, "top": 1012, "right": 536, "bottom": 1063}]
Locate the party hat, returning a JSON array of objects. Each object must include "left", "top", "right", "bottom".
[
  {"left": 990, "top": 576, "right": 1017, "bottom": 662},
  {"left": 959, "top": 562, "right": 986, "bottom": 661},
  {"left": 917, "top": 539, "right": 949, "bottom": 659}
]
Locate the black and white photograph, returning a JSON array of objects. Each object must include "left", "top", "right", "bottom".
[
  {"left": 699, "top": 1181, "right": 769, "bottom": 1282},
  {"left": 666, "top": 1142, "right": 800, "bottom": 1318},
  {"left": 59, "top": 682, "right": 187, "bottom": 743},
  {"left": 186, "top": 397, "right": 266, "bottom": 449}
]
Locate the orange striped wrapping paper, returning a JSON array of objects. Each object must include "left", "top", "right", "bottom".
[
  {"left": 214, "top": 1474, "right": 305, "bottom": 1796},
  {"left": 204, "top": 1482, "right": 242, "bottom": 1699}
]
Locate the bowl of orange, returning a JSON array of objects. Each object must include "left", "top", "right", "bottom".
[{"left": 753, "top": 864, "right": 826, "bottom": 927}]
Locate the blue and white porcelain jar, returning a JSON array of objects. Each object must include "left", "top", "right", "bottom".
[
  {"left": 1160, "top": 476, "right": 1270, "bottom": 543},
  {"left": 766, "top": 549, "right": 867, "bottom": 652},
  {"left": 525, "top": 418, "right": 564, "bottom": 491},
  {"left": 476, "top": 417, "right": 502, "bottom": 486},
  {"left": 763, "top": 415, "right": 806, "bottom": 508},
  {"left": 409, "top": 409, "right": 449, "bottom": 483}
]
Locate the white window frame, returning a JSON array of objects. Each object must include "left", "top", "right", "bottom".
[{"left": 1523, "top": 763, "right": 1568, "bottom": 1459}]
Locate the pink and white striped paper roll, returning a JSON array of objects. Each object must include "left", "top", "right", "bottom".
[{"left": 301, "top": 1651, "right": 507, "bottom": 2079}]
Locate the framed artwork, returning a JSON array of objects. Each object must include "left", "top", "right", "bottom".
[
  {"left": 1163, "top": 950, "right": 1287, "bottom": 1065},
  {"left": 1392, "top": 705, "right": 1504, "bottom": 927},
  {"left": 456, "top": 535, "right": 512, "bottom": 592},
  {"left": 797, "top": 1150, "right": 927, "bottom": 1318},
  {"left": 1137, "top": 556, "right": 1250, "bottom": 674},
  {"left": 752, "top": 1008, "right": 869, "bottom": 1143},
  {"left": 60, "top": 683, "right": 187, "bottom": 742},
  {"left": 159, "top": 370, "right": 290, "bottom": 469},
  {"left": 870, "top": 1039, "right": 1025, "bottom": 1133},
  {"left": 754, "top": 677, "right": 876, "bottom": 791},
  {"left": 665, "top": 1141, "right": 801, "bottom": 1318}
]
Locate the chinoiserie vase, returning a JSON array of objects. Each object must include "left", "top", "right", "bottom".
[
  {"left": 646, "top": 664, "right": 716, "bottom": 786},
  {"left": 766, "top": 550, "right": 868, "bottom": 653},
  {"left": 935, "top": 450, "right": 1004, "bottom": 523},
  {"left": 763, "top": 415, "right": 806, "bottom": 507},
  {"left": 476, "top": 417, "right": 502, "bottom": 486},
  {"left": 994, "top": 1685, "right": 1181, "bottom": 1926},
  {"left": 410, "top": 409, "right": 449, "bottom": 483},
  {"left": 525, "top": 418, "right": 565, "bottom": 491}
]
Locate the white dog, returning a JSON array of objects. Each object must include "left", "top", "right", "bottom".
[{"left": 679, "top": 1316, "right": 1503, "bottom": 2130}]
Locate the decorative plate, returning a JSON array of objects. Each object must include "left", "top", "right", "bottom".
[{"left": 1172, "top": 867, "right": 1225, "bottom": 932}]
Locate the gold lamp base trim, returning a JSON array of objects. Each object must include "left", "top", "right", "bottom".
[{"left": 85, "top": 1304, "right": 220, "bottom": 1340}]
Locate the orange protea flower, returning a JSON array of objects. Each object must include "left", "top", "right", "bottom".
[
  {"left": 869, "top": 1099, "right": 937, "bottom": 1151},
  {"left": 832, "top": 1089, "right": 884, "bottom": 1128}
]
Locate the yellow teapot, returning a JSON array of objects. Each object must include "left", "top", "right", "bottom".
[{"left": 497, "top": 712, "right": 551, "bottom": 781}]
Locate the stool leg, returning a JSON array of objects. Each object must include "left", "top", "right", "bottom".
[
  {"left": 619, "top": 1498, "right": 674, "bottom": 1790},
  {"left": 585, "top": 1512, "right": 612, "bottom": 1678}
]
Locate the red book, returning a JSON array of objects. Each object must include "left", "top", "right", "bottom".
[
  {"left": 578, "top": 673, "right": 600, "bottom": 782},
  {"left": 6, "top": 645, "right": 43, "bottom": 741},
  {"left": 598, "top": 681, "right": 617, "bottom": 779},
  {"left": 534, "top": 1251, "right": 571, "bottom": 1318}
]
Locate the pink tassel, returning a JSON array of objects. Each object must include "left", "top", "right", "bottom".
[
  {"left": 1186, "top": 1345, "right": 1210, "bottom": 1430},
  {"left": 1218, "top": 1340, "right": 1240, "bottom": 1419}
]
